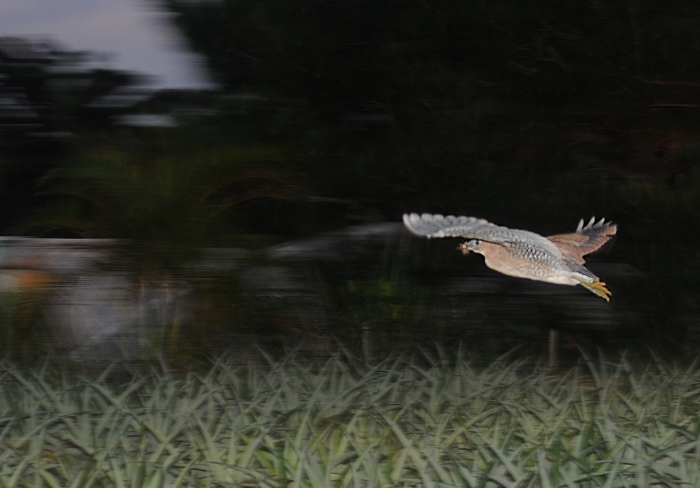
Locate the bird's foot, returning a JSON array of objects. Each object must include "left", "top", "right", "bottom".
[
  {"left": 577, "top": 279, "right": 612, "bottom": 302},
  {"left": 458, "top": 241, "right": 470, "bottom": 255}
]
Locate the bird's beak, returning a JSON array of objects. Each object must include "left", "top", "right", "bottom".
[{"left": 458, "top": 242, "right": 470, "bottom": 255}]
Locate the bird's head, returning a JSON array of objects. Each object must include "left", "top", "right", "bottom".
[{"left": 458, "top": 239, "right": 483, "bottom": 255}]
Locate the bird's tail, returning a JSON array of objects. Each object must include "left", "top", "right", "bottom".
[{"left": 572, "top": 276, "right": 612, "bottom": 301}]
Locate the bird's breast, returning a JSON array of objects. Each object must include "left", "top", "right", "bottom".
[{"left": 479, "top": 242, "right": 574, "bottom": 284}]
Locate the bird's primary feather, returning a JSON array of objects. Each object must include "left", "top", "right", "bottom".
[{"left": 403, "top": 213, "right": 556, "bottom": 250}]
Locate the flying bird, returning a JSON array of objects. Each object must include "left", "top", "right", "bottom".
[{"left": 403, "top": 213, "right": 617, "bottom": 300}]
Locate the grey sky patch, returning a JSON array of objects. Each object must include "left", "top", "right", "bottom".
[{"left": 0, "top": 0, "right": 214, "bottom": 88}]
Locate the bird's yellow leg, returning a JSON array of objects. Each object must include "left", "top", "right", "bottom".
[
  {"left": 574, "top": 277, "right": 612, "bottom": 301},
  {"left": 458, "top": 241, "right": 470, "bottom": 255}
]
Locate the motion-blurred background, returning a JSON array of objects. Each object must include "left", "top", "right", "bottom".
[{"left": 1, "top": 0, "right": 699, "bottom": 367}]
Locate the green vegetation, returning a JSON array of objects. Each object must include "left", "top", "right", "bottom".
[
  {"left": 2, "top": 349, "right": 700, "bottom": 486},
  {"left": 30, "top": 146, "right": 303, "bottom": 257}
]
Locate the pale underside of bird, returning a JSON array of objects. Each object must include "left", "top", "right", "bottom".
[{"left": 403, "top": 213, "right": 617, "bottom": 301}]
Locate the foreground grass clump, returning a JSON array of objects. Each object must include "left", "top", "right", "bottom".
[{"left": 2, "top": 351, "right": 700, "bottom": 487}]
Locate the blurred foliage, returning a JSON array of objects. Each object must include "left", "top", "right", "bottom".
[
  {"left": 0, "top": 36, "right": 145, "bottom": 230},
  {"left": 27, "top": 146, "right": 303, "bottom": 270},
  {"left": 1, "top": 1, "right": 700, "bottom": 361}
]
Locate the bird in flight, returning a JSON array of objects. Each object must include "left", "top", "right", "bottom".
[{"left": 403, "top": 213, "right": 617, "bottom": 301}]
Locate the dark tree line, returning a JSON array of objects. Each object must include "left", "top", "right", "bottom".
[
  {"left": 0, "top": 37, "right": 143, "bottom": 158},
  {"left": 158, "top": 0, "right": 700, "bottom": 223},
  {"left": 0, "top": 37, "right": 146, "bottom": 229},
  {"left": 163, "top": 0, "right": 700, "bottom": 146}
]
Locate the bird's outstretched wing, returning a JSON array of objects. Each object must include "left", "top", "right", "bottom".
[
  {"left": 403, "top": 213, "right": 538, "bottom": 244},
  {"left": 546, "top": 217, "right": 617, "bottom": 264}
]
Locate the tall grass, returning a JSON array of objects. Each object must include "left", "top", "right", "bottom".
[{"left": 1, "top": 349, "right": 700, "bottom": 487}]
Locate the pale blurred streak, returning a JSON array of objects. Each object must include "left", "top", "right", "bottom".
[{"left": 0, "top": 237, "right": 187, "bottom": 363}]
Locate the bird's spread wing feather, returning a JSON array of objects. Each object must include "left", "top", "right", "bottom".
[
  {"left": 403, "top": 213, "right": 541, "bottom": 245},
  {"left": 546, "top": 217, "right": 617, "bottom": 264}
]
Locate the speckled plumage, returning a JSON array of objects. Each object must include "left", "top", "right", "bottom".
[{"left": 403, "top": 213, "right": 617, "bottom": 300}]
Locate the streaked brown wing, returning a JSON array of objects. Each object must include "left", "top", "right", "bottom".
[{"left": 547, "top": 217, "right": 617, "bottom": 264}]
